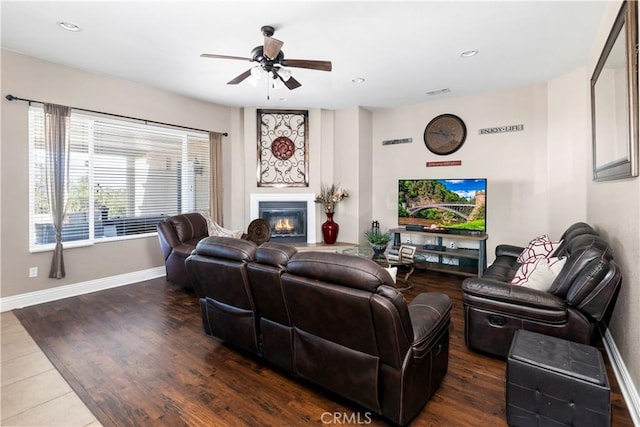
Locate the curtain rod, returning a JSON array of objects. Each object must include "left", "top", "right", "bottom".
[{"left": 5, "top": 94, "right": 228, "bottom": 137}]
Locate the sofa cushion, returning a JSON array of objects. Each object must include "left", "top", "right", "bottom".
[
  {"left": 195, "top": 236, "right": 257, "bottom": 262},
  {"left": 565, "top": 256, "right": 609, "bottom": 307},
  {"left": 168, "top": 213, "right": 208, "bottom": 243},
  {"left": 286, "top": 252, "right": 395, "bottom": 291},
  {"left": 552, "top": 225, "right": 598, "bottom": 257},
  {"left": 255, "top": 242, "right": 297, "bottom": 268},
  {"left": 482, "top": 255, "right": 521, "bottom": 281},
  {"left": 549, "top": 247, "right": 610, "bottom": 298},
  {"left": 511, "top": 257, "right": 566, "bottom": 292},
  {"left": 516, "top": 235, "right": 561, "bottom": 263}
]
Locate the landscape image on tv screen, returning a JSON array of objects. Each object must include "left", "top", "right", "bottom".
[{"left": 398, "top": 179, "right": 486, "bottom": 232}]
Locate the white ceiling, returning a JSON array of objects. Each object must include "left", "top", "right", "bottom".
[{"left": 1, "top": 1, "right": 608, "bottom": 111}]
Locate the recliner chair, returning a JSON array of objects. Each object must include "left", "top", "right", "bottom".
[
  {"left": 186, "top": 236, "right": 261, "bottom": 354},
  {"left": 282, "top": 251, "right": 452, "bottom": 425},
  {"left": 246, "top": 242, "right": 298, "bottom": 372},
  {"left": 157, "top": 213, "right": 209, "bottom": 291}
]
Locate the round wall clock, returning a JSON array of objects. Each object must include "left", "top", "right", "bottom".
[{"left": 423, "top": 114, "right": 467, "bottom": 155}]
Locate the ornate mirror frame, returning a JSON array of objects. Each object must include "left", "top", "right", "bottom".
[{"left": 591, "top": 0, "right": 639, "bottom": 181}]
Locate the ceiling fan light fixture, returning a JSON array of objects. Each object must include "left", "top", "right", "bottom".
[
  {"left": 277, "top": 67, "right": 292, "bottom": 82},
  {"left": 271, "top": 72, "right": 285, "bottom": 90},
  {"left": 248, "top": 66, "right": 264, "bottom": 87}
]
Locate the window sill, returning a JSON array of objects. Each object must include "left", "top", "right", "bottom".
[{"left": 29, "top": 232, "right": 158, "bottom": 253}]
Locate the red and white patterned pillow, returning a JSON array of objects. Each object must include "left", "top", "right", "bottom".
[
  {"left": 511, "top": 256, "right": 567, "bottom": 292},
  {"left": 516, "top": 235, "right": 561, "bottom": 263}
]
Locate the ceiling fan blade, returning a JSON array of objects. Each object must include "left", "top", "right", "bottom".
[
  {"left": 201, "top": 53, "right": 252, "bottom": 62},
  {"left": 283, "top": 75, "right": 302, "bottom": 90},
  {"left": 227, "top": 69, "right": 252, "bottom": 85},
  {"left": 263, "top": 36, "right": 284, "bottom": 60},
  {"left": 273, "top": 70, "right": 302, "bottom": 90},
  {"left": 281, "top": 59, "right": 332, "bottom": 72}
]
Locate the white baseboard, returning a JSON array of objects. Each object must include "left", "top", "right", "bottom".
[
  {"left": 0, "top": 267, "right": 166, "bottom": 312},
  {"left": 602, "top": 327, "right": 640, "bottom": 426}
]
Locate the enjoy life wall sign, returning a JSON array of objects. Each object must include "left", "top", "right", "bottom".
[{"left": 478, "top": 124, "right": 524, "bottom": 135}]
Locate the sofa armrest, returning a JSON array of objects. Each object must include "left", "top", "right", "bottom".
[
  {"left": 462, "top": 278, "right": 567, "bottom": 323},
  {"left": 408, "top": 292, "right": 452, "bottom": 357},
  {"left": 157, "top": 221, "right": 180, "bottom": 260},
  {"left": 495, "top": 244, "right": 524, "bottom": 259}
]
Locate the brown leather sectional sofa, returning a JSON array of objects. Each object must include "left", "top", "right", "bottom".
[
  {"left": 185, "top": 236, "right": 452, "bottom": 425},
  {"left": 462, "top": 222, "right": 622, "bottom": 358}
]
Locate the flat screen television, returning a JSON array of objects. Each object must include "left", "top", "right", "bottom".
[{"left": 398, "top": 178, "right": 486, "bottom": 233}]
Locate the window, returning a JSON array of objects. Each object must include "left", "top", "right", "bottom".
[{"left": 29, "top": 107, "right": 210, "bottom": 250}]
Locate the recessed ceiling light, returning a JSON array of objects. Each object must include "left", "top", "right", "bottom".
[
  {"left": 426, "top": 88, "right": 451, "bottom": 96},
  {"left": 351, "top": 77, "right": 365, "bottom": 84},
  {"left": 279, "top": 98, "right": 287, "bottom": 102},
  {"left": 460, "top": 50, "right": 479, "bottom": 58},
  {"left": 57, "top": 21, "right": 81, "bottom": 32}
]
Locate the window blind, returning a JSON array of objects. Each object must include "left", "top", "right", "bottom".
[{"left": 29, "top": 107, "right": 210, "bottom": 249}]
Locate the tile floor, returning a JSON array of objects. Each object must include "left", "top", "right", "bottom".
[{"left": 1, "top": 311, "right": 101, "bottom": 427}]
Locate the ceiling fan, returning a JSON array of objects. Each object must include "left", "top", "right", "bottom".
[{"left": 201, "top": 25, "right": 332, "bottom": 90}]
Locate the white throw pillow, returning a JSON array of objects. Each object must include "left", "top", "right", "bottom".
[
  {"left": 511, "top": 256, "right": 567, "bottom": 292},
  {"left": 385, "top": 267, "right": 398, "bottom": 283},
  {"left": 200, "top": 212, "right": 244, "bottom": 239},
  {"left": 516, "top": 235, "right": 561, "bottom": 263}
]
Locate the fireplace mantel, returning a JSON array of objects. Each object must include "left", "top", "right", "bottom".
[{"left": 250, "top": 193, "right": 317, "bottom": 244}]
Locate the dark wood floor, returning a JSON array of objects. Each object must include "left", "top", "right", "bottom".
[{"left": 14, "top": 270, "right": 633, "bottom": 426}]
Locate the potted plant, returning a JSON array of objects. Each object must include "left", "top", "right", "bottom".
[{"left": 365, "top": 229, "right": 391, "bottom": 259}]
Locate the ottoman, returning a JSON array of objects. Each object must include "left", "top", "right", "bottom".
[{"left": 506, "top": 329, "right": 610, "bottom": 427}]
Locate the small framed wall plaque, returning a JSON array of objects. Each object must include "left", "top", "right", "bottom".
[{"left": 257, "top": 109, "right": 309, "bottom": 187}]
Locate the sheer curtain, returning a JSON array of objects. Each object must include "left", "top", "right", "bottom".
[
  {"left": 209, "top": 131, "right": 224, "bottom": 224},
  {"left": 44, "top": 103, "right": 72, "bottom": 279}
]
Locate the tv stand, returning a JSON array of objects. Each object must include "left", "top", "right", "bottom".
[{"left": 390, "top": 227, "right": 487, "bottom": 278}]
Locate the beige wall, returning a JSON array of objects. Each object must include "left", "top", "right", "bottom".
[
  {"left": 333, "top": 107, "right": 373, "bottom": 245},
  {"left": 371, "top": 83, "right": 555, "bottom": 261},
  {"left": 0, "top": 50, "right": 232, "bottom": 298},
  {"left": 586, "top": 0, "right": 640, "bottom": 397}
]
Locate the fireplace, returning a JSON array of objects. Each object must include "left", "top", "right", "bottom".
[
  {"left": 259, "top": 201, "right": 307, "bottom": 243},
  {"left": 250, "top": 193, "right": 317, "bottom": 244}
]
